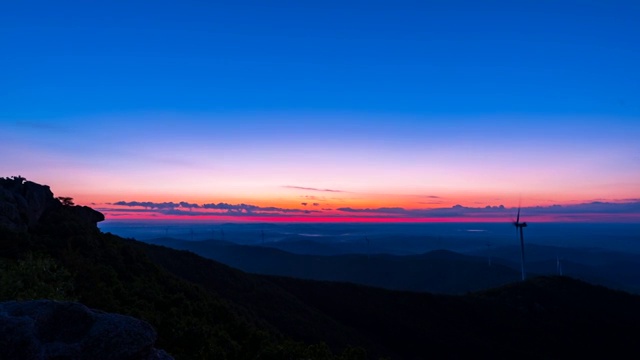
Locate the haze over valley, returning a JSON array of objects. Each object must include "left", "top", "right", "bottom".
[{"left": 102, "top": 221, "right": 640, "bottom": 294}]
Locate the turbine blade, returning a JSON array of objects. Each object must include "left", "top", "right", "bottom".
[{"left": 516, "top": 206, "right": 521, "bottom": 223}]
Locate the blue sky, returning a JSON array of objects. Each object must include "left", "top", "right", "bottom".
[
  {"left": 1, "top": 1, "right": 639, "bottom": 221},
  {"left": 3, "top": 1, "right": 639, "bottom": 118}
]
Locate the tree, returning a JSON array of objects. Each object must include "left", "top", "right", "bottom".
[{"left": 0, "top": 175, "right": 26, "bottom": 186}]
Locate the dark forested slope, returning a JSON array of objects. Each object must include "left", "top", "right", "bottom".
[{"left": 0, "top": 177, "right": 359, "bottom": 359}]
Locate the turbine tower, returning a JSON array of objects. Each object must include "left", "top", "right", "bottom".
[
  {"left": 556, "top": 255, "right": 563, "bottom": 276},
  {"left": 365, "top": 236, "right": 371, "bottom": 259},
  {"left": 513, "top": 206, "right": 527, "bottom": 281}
]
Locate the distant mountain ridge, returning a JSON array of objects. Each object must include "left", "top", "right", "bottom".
[
  {"left": 142, "top": 236, "right": 640, "bottom": 294},
  {"left": 3, "top": 177, "right": 640, "bottom": 359},
  {"left": 142, "top": 237, "right": 521, "bottom": 293}
]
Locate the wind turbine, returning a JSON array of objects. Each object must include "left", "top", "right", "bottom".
[
  {"left": 365, "top": 236, "right": 371, "bottom": 259},
  {"left": 513, "top": 205, "right": 527, "bottom": 281},
  {"left": 364, "top": 236, "right": 371, "bottom": 284},
  {"left": 555, "top": 236, "right": 564, "bottom": 276},
  {"left": 556, "top": 255, "right": 563, "bottom": 276}
]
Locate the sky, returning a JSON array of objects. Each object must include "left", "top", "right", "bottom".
[{"left": 1, "top": 1, "right": 639, "bottom": 222}]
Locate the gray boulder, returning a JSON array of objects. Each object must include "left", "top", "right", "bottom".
[{"left": 0, "top": 300, "right": 173, "bottom": 360}]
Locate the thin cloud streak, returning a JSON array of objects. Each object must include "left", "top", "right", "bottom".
[
  {"left": 104, "top": 200, "right": 640, "bottom": 221},
  {"left": 283, "top": 185, "right": 345, "bottom": 193},
  {"left": 111, "top": 200, "right": 317, "bottom": 215},
  {"left": 13, "top": 121, "right": 67, "bottom": 131}
]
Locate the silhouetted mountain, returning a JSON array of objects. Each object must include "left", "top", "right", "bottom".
[{"left": 3, "top": 177, "right": 640, "bottom": 359}]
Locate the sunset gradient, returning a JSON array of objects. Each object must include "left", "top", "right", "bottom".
[{"left": 1, "top": 1, "right": 639, "bottom": 222}]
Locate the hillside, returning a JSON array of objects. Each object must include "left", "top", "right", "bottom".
[
  {"left": 468, "top": 243, "right": 640, "bottom": 293},
  {"left": 3, "top": 177, "right": 640, "bottom": 359},
  {"left": 0, "top": 177, "right": 354, "bottom": 359},
  {"left": 139, "top": 240, "right": 640, "bottom": 359}
]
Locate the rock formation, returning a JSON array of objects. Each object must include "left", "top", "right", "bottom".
[
  {"left": 0, "top": 176, "right": 104, "bottom": 232},
  {"left": 1, "top": 178, "right": 169, "bottom": 359},
  {"left": 0, "top": 300, "right": 173, "bottom": 360}
]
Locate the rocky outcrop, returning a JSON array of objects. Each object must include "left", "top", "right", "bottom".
[
  {"left": 0, "top": 179, "right": 169, "bottom": 358},
  {"left": 0, "top": 300, "right": 173, "bottom": 360},
  {"left": 0, "top": 177, "right": 104, "bottom": 232}
]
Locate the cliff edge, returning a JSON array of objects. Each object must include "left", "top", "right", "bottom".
[{"left": 0, "top": 176, "right": 104, "bottom": 232}]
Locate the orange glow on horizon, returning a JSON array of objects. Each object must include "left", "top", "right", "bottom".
[
  {"left": 100, "top": 211, "right": 640, "bottom": 223},
  {"left": 74, "top": 190, "right": 620, "bottom": 214}
]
